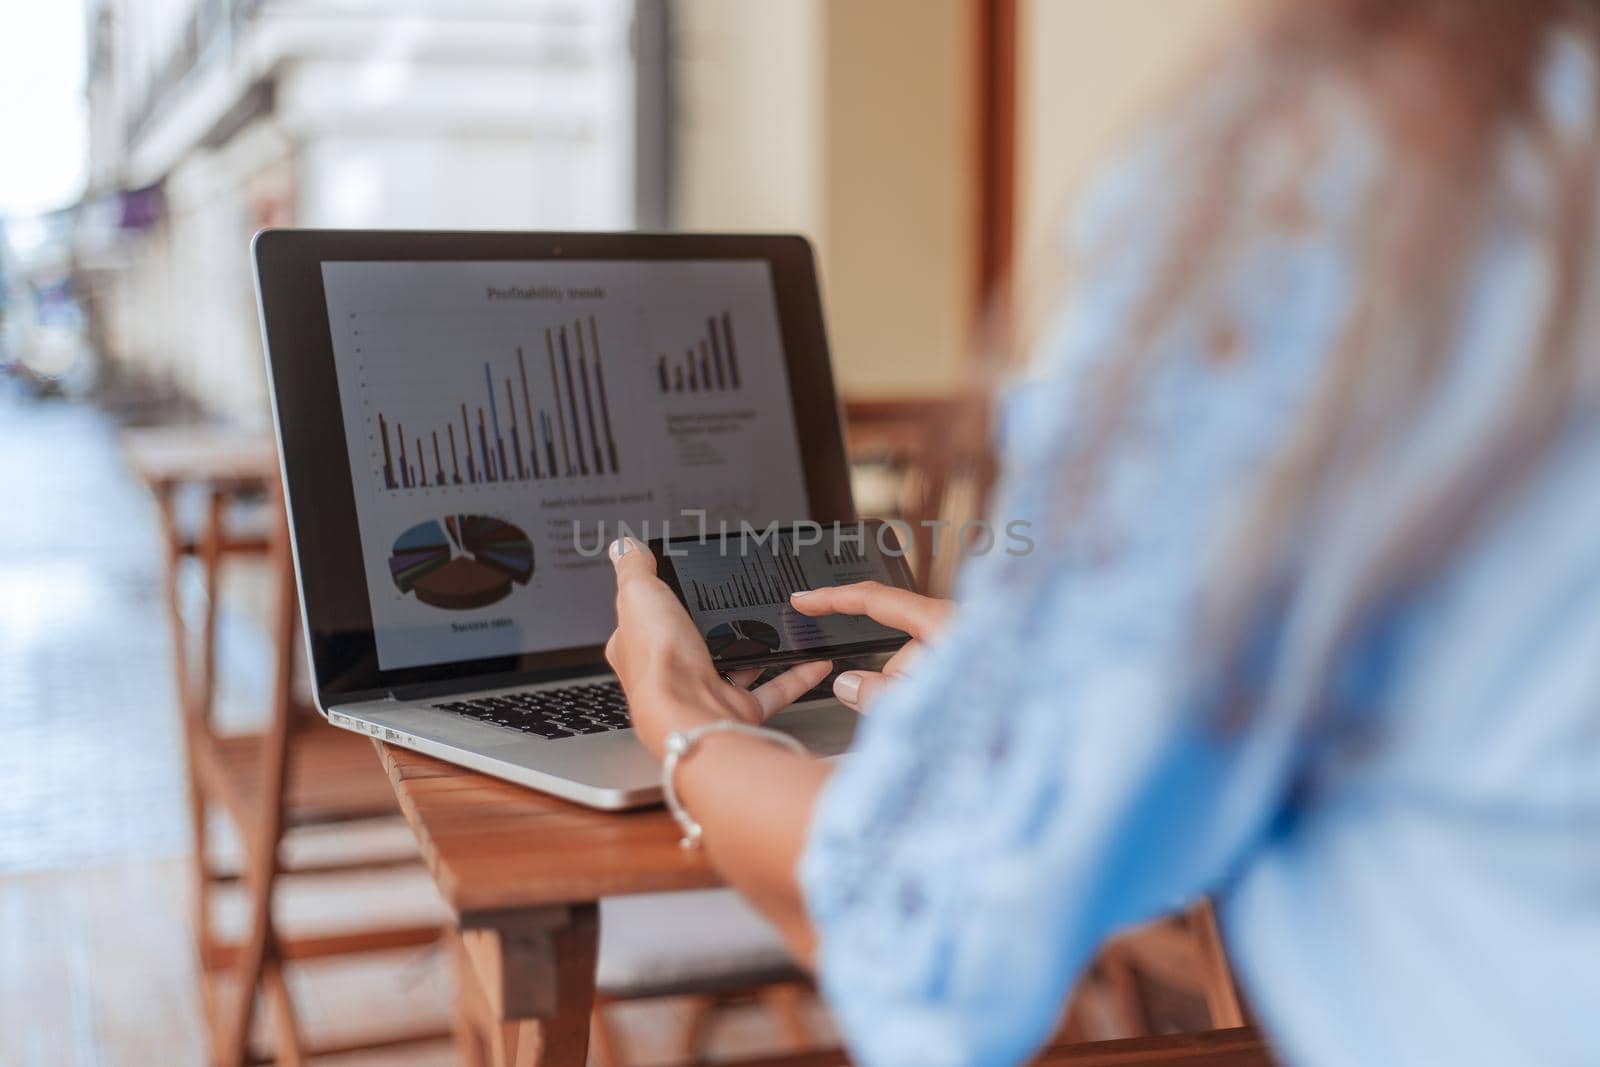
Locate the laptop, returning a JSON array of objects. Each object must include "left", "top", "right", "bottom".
[{"left": 253, "top": 230, "right": 859, "bottom": 809}]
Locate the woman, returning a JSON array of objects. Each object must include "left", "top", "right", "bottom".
[{"left": 606, "top": 1, "right": 1600, "bottom": 1064}]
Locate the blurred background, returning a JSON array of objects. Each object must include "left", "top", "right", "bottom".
[{"left": 2, "top": 2, "right": 1247, "bottom": 1064}]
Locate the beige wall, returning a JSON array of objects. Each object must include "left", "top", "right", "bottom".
[
  {"left": 1015, "top": 0, "right": 1251, "bottom": 270},
  {"left": 671, "top": 0, "right": 825, "bottom": 232},
  {"left": 672, "top": 0, "right": 973, "bottom": 397},
  {"left": 818, "top": 0, "right": 974, "bottom": 396},
  {"left": 672, "top": 0, "right": 1251, "bottom": 394}
]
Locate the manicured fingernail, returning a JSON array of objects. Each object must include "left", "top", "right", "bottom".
[
  {"left": 789, "top": 589, "right": 815, "bottom": 600},
  {"left": 609, "top": 538, "right": 630, "bottom": 560},
  {"left": 833, "top": 671, "right": 862, "bottom": 706}
]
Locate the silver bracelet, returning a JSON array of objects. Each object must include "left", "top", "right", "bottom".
[{"left": 662, "top": 720, "right": 807, "bottom": 850}]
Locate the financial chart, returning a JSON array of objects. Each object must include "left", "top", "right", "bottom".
[
  {"left": 389, "top": 514, "right": 534, "bottom": 611},
  {"left": 375, "top": 318, "right": 623, "bottom": 490},
  {"left": 669, "top": 528, "right": 909, "bottom": 661},
  {"left": 323, "top": 259, "right": 811, "bottom": 670}
]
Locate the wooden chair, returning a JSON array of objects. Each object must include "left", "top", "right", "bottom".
[
  {"left": 587, "top": 890, "right": 818, "bottom": 1066},
  {"left": 125, "top": 428, "right": 453, "bottom": 1065},
  {"left": 842, "top": 395, "right": 967, "bottom": 591},
  {"left": 587, "top": 900, "right": 1245, "bottom": 1064},
  {"left": 1063, "top": 903, "right": 1247, "bottom": 1042}
]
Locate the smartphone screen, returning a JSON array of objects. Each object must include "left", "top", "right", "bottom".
[{"left": 649, "top": 520, "right": 915, "bottom": 670}]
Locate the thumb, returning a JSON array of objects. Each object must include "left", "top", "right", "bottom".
[
  {"left": 608, "top": 537, "right": 657, "bottom": 584},
  {"left": 832, "top": 670, "right": 890, "bottom": 713}
]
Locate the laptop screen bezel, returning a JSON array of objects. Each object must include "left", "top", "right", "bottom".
[{"left": 253, "top": 229, "right": 856, "bottom": 703}]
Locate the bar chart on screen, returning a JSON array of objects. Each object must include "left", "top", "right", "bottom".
[
  {"left": 655, "top": 311, "right": 743, "bottom": 394},
  {"left": 367, "top": 315, "right": 623, "bottom": 491},
  {"left": 685, "top": 534, "right": 814, "bottom": 612}
]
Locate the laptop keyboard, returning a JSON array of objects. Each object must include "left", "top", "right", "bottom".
[{"left": 434, "top": 681, "right": 631, "bottom": 740}]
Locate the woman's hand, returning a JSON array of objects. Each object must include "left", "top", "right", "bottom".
[
  {"left": 605, "top": 538, "right": 832, "bottom": 759},
  {"left": 788, "top": 582, "right": 952, "bottom": 711}
]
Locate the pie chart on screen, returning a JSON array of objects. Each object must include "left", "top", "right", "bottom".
[
  {"left": 389, "top": 514, "right": 534, "bottom": 611},
  {"left": 703, "top": 619, "right": 781, "bottom": 659}
]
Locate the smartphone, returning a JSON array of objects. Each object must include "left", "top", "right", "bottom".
[{"left": 648, "top": 519, "right": 917, "bottom": 671}]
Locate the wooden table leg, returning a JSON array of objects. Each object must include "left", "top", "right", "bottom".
[{"left": 458, "top": 904, "right": 601, "bottom": 1067}]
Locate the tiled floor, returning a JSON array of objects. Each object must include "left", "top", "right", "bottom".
[
  {"left": 0, "top": 389, "right": 192, "bottom": 871},
  {"left": 0, "top": 392, "right": 462, "bottom": 1063}
]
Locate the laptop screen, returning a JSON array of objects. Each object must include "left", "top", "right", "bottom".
[{"left": 320, "top": 259, "right": 811, "bottom": 672}]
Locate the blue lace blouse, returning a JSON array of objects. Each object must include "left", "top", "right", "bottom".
[{"left": 799, "top": 40, "right": 1600, "bottom": 1067}]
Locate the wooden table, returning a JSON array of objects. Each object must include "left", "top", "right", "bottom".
[
  {"left": 377, "top": 744, "right": 1278, "bottom": 1067},
  {"left": 376, "top": 742, "right": 723, "bottom": 1066},
  {"left": 122, "top": 426, "right": 281, "bottom": 495}
]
